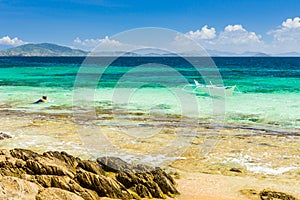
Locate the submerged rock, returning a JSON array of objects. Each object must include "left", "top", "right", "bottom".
[
  {"left": 229, "top": 167, "right": 242, "bottom": 173},
  {"left": 97, "top": 156, "right": 133, "bottom": 172},
  {"left": 260, "top": 189, "right": 296, "bottom": 200},
  {"left": 0, "top": 132, "right": 12, "bottom": 140},
  {"left": 0, "top": 148, "right": 179, "bottom": 199}
]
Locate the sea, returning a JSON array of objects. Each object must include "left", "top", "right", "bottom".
[
  {"left": 0, "top": 56, "right": 299, "bottom": 171},
  {"left": 0, "top": 56, "right": 299, "bottom": 128}
]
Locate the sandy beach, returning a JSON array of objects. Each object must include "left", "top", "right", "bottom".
[{"left": 1, "top": 110, "right": 299, "bottom": 199}]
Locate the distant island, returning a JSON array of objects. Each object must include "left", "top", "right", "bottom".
[
  {"left": 1, "top": 43, "right": 300, "bottom": 57},
  {"left": 0, "top": 43, "right": 88, "bottom": 56}
]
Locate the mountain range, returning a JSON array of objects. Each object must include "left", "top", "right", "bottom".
[
  {"left": 0, "top": 43, "right": 87, "bottom": 56},
  {"left": 0, "top": 43, "right": 300, "bottom": 57}
]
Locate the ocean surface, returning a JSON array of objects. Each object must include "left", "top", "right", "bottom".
[
  {"left": 0, "top": 56, "right": 299, "bottom": 129},
  {"left": 1, "top": 56, "right": 299, "bottom": 171}
]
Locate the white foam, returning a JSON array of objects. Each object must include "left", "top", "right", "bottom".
[
  {"left": 226, "top": 155, "right": 299, "bottom": 175},
  {"left": 245, "top": 165, "right": 297, "bottom": 175}
]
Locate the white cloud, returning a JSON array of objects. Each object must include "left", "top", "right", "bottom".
[
  {"left": 219, "top": 24, "right": 262, "bottom": 44},
  {"left": 0, "top": 36, "right": 27, "bottom": 46},
  {"left": 267, "top": 17, "right": 300, "bottom": 53},
  {"left": 184, "top": 24, "right": 264, "bottom": 53},
  {"left": 186, "top": 25, "right": 216, "bottom": 40},
  {"left": 74, "top": 37, "right": 101, "bottom": 46},
  {"left": 171, "top": 34, "right": 209, "bottom": 56},
  {"left": 100, "top": 36, "right": 123, "bottom": 46},
  {"left": 74, "top": 18, "right": 300, "bottom": 55},
  {"left": 73, "top": 36, "right": 142, "bottom": 54},
  {"left": 73, "top": 36, "right": 123, "bottom": 50},
  {"left": 282, "top": 17, "right": 300, "bottom": 29},
  {"left": 224, "top": 24, "right": 245, "bottom": 32}
]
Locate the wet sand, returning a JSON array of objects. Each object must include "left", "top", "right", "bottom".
[{"left": 1, "top": 110, "right": 299, "bottom": 199}]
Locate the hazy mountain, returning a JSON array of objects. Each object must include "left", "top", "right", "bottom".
[
  {"left": 273, "top": 52, "right": 300, "bottom": 57},
  {"left": 0, "top": 43, "right": 88, "bottom": 56},
  {"left": 238, "top": 51, "right": 271, "bottom": 57},
  {"left": 206, "top": 50, "right": 238, "bottom": 56},
  {"left": 1, "top": 43, "right": 299, "bottom": 57},
  {"left": 207, "top": 50, "right": 271, "bottom": 57}
]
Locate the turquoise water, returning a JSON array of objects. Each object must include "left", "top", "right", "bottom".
[{"left": 0, "top": 56, "right": 299, "bottom": 129}]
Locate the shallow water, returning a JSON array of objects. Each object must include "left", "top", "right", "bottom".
[
  {"left": 0, "top": 56, "right": 299, "bottom": 173},
  {"left": 0, "top": 56, "right": 299, "bottom": 127}
]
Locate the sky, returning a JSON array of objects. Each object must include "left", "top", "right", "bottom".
[{"left": 0, "top": 0, "right": 300, "bottom": 54}]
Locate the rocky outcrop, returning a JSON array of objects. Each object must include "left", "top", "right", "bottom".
[
  {"left": 0, "top": 176, "right": 40, "bottom": 200},
  {"left": 98, "top": 157, "right": 180, "bottom": 199},
  {"left": 0, "top": 148, "right": 179, "bottom": 199},
  {"left": 36, "top": 188, "right": 84, "bottom": 200}
]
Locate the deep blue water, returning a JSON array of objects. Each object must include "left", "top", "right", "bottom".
[{"left": 0, "top": 56, "right": 299, "bottom": 93}]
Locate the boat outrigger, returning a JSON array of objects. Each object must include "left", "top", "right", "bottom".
[{"left": 182, "top": 79, "right": 236, "bottom": 97}]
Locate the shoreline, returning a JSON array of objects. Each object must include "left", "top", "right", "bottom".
[{"left": 1, "top": 110, "right": 299, "bottom": 199}]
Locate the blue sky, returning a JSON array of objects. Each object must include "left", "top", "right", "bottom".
[{"left": 0, "top": 0, "right": 300, "bottom": 53}]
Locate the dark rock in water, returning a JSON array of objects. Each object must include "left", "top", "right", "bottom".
[
  {"left": 0, "top": 149, "right": 179, "bottom": 199},
  {"left": 229, "top": 168, "right": 242, "bottom": 173},
  {"left": 260, "top": 189, "right": 296, "bottom": 200},
  {"left": 97, "top": 156, "right": 133, "bottom": 172},
  {"left": 135, "top": 163, "right": 155, "bottom": 173},
  {"left": 0, "top": 132, "right": 12, "bottom": 140}
]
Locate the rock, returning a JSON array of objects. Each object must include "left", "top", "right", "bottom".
[
  {"left": 0, "top": 149, "right": 179, "bottom": 199},
  {"left": 75, "top": 168, "right": 132, "bottom": 199},
  {"left": 10, "top": 148, "right": 40, "bottom": 161},
  {"left": 97, "top": 157, "right": 132, "bottom": 172},
  {"left": 35, "top": 175, "right": 99, "bottom": 200},
  {"left": 240, "top": 189, "right": 259, "bottom": 199},
  {"left": 26, "top": 156, "right": 76, "bottom": 178},
  {"left": 259, "top": 189, "right": 296, "bottom": 200},
  {"left": 116, "top": 170, "right": 140, "bottom": 188},
  {"left": 134, "top": 163, "right": 155, "bottom": 173},
  {"left": 0, "top": 132, "right": 12, "bottom": 140},
  {"left": 229, "top": 168, "right": 242, "bottom": 173},
  {"left": 116, "top": 166, "right": 179, "bottom": 198},
  {"left": 142, "top": 179, "right": 166, "bottom": 198},
  {"left": 36, "top": 188, "right": 84, "bottom": 200},
  {"left": 153, "top": 168, "right": 179, "bottom": 196},
  {"left": 0, "top": 176, "right": 40, "bottom": 200},
  {"left": 36, "top": 175, "right": 79, "bottom": 191},
  {"left": 43, "top": 151, "right": 80, "bottom": 168},
  {"left": 78, "top": 160, "right": 105, "bottom": 176},
  {"left": 0, "top": 149, "right": 27, "bottom": 177},
  {"left": 135, "top": 183, "right": 152, "bottom": 198}
]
